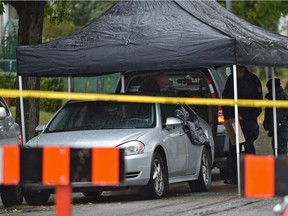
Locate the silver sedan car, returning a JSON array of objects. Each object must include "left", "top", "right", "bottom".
[{"left": 24, "top": 100, "right": 214, "bottom": 205}]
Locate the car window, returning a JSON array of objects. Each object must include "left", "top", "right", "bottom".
[
  {"left": 73, "top": 73, "right": 121, "bottom": 93},
  {"left": 211, "top": 68, "right": 228, "bottom": 94},
  {"left": 160, "top": 104, "right": 177, "bottom": 122},
  {"left": 170, "top": 71, "right": 211, "bottom": 98},
  {"left": 46, "top": 101, "right": 156, "bottom": 132},
  {"left": 125, "top": 70, "right": 211, "bottom": 98}
]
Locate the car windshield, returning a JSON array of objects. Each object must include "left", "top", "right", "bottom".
[{"left": 45, "top": 101, "right": 156, "bottom": 133}]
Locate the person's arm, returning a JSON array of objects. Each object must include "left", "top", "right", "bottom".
[
  {"left": 243, "top": 73, "right": 263, "bottom": 119},
  {"left": 253, "top": 75, "right": 263, "bottom": 118},
  {"left": 254, "top": 75, "right": 263, "bottom": 100}
]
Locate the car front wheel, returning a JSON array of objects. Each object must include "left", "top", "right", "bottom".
[
  {"left": 144, "top": 152, "right": 166, "bottom": 199},
  {"left": 1, "top": 185, "right": 23, "bottom": 207},
  {"left": 24, "top": 190, "right": 50, "bottom": 205},
  {"left": 189, "top": 148, "right": 211, "bottom": 192}
]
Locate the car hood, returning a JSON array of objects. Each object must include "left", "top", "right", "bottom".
[{"left": 26, "top": 129, "right": 150, "bottom": 148}]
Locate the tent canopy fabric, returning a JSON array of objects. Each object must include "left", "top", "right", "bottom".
[{"left": 16, "top": 1, "right": 288, "bottom": 77}]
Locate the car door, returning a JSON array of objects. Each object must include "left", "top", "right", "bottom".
[
  {"left": 160, "top": 104, "right": 188, "bottom": 177},
  {"left": 180, "top": 105, "right": 204, "bottom": 175}
]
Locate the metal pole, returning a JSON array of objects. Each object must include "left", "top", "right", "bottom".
[
  {"left": 18, "top": 76, "right": 26, "bottom": 145},
  {"left": 68, "top": 76, "right": 72, "bottom": 93},
  {"left": 271, "top": 68, "right": 278, "bottom": 158},
  {"left": 226, "top": 0, "right": 232, "bottom": 11},
  {"left": 233, "top": 65, "right": 241, "bottom": 196},
  {"left": 120, "top": 73, "right": 125, "bottom": 93}
]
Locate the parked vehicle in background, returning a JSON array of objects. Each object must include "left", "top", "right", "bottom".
[
  {"left": 0, "top": 97, "right": 22, "bottom": 145},
  {"left": 24, "top": 100, "right": 214, "bottom": 205},
  {"left": 116, "top": 68, "right": 230, "bottom": 178},
  {"left": 0, "top": 96, "right": 23, "bottom": 207}
]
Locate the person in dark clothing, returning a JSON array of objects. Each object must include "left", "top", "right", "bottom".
[
  {"left": 139, "top": 72, "right": 170, "bottom": 93},
  {"left": 222, "top": 65, "right": 263, "bottom": 184},
  {"left": 263, "top": 78, "right": 288, "bottom": 155}
]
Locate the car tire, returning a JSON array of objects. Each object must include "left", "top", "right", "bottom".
[
  {"left": 144, "top": 152, "right": 166, "bottom": 199},
  {"left": 1, "top": 185, "right": 23, "bottom": 207},
  {"left": 24, "top": 190, "right": 50, "bottom": 205},
  {"left": 189, "top": 148, "right": 211, "bottom": 192}
]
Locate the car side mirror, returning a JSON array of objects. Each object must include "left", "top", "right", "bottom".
[
  {"left": 35, "top": 124, "right": 46, "bottom": 133},
  {"left": 165, "top": 117, "right": 183, "bottom": 127},
  {"left": 0, "top": 107, "right": 7, "bottom": 120}
]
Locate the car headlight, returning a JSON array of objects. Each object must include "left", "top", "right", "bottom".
[{"left": 117, "top": 141, "right": 145, "bottom": 156}]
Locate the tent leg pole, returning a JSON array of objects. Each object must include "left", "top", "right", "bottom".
[
  {"left": 271, "top": 68, "right": 278, "bottom": 158},
  {"left": 68, "top": 76, "right": 72, "bottom": 92},
  {"left": 233, "top": 65, "right": 241, "bottom": 197},
  {"left": 18, "top": 76, "right": 26, "bottom": 145},
  {"left": 120, "top": 73, "right": 125, "bottom": 93}
]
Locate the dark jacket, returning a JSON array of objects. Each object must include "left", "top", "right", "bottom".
[
  {"left": 222, "top": 70, "right": 263, "bottom": 120},
  {"left": 139, "top": 78, "right": 160, "bottom": 93},
  {"left": 263, "top": 87, "right": 288, "bottom": 136}
]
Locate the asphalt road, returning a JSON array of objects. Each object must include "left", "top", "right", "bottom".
[{"left": 0, "top": 180, "right": 282, "bottom": 216}]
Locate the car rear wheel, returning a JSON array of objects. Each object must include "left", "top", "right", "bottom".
[
  {"left": 1, "top": 185, "right": 23, "bottom": 207},
  {"left": 24, "top": 190, "right": 50, "bottom": 205},
  {"left": 144, "top": 152, "right": 166, "bottom": 199},
  {"left": 189, "top": 148, "right": 211, "bottom": 192}
]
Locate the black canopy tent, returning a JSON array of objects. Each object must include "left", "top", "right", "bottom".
[
  {"left": 16, "top": 0, "right": 288, "bottom": 77},
  {"left": 16, "top": 1, "right": 288, "bottom": 195}
]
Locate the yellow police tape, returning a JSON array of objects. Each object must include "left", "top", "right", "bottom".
[{"left": 0, "top": 89, "right": 288, "bottom": 108}]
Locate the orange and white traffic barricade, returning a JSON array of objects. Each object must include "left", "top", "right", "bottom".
[
  {"left": 0, "top": 145, "right": 20, "bottom": 185},
  {"left": 242, "top": 155, "right": 288, "bottom": 216},
  {"left": 242, "top": 155, "right": 288, "bottom": 198},
  {"left": 0, "top": 145, "right": 125, "bottom": 216}
]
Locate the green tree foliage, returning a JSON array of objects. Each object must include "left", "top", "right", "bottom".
[
  {"left": 67, "top": 1, "right": 114, "bottom": 26},
  {"left": 42, "top": 19, "right": 78, "bottom": 42},
  {"left": 0, "top": 0, "right": 71, "bottom": 141},
  {"left": 218, "top": 1, "right": 288, "bottom": 33},
  {"left": 42, "top": 1, "right": 114, "bottom": 42},
  {"left": 44, "top": 1, "right": 70, "bottom": 24},
  {"left": 0, "top": 2, "right": 4, "bottom": 14}
]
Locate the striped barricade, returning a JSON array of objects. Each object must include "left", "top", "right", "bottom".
[
  {"left": 0, "top": 145, "right": 125, "bottom": 216},
  {"left": 242, "top": 155, "right": 288, "bottom": 198}
]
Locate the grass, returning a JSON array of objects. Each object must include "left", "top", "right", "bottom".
[{"left": 10, "top": 106, "right": 54, "bottom": 125}]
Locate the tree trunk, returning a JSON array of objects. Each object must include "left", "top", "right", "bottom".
[{"left": 6, "top": 1, "right": 46, "bottom": 142}]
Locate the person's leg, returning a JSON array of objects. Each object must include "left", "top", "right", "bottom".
[
  {"left": 224, "top": 142, "right": 237, "bottom": 184},
  {"left": 277, "top": 127, "right": 288, "bottom": 155},
  {"left": 240, "top": 120, "right": 259, "bottom": 154},
  {"left": 277, "top": 137, "right": 287, "bottom": 155}
]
